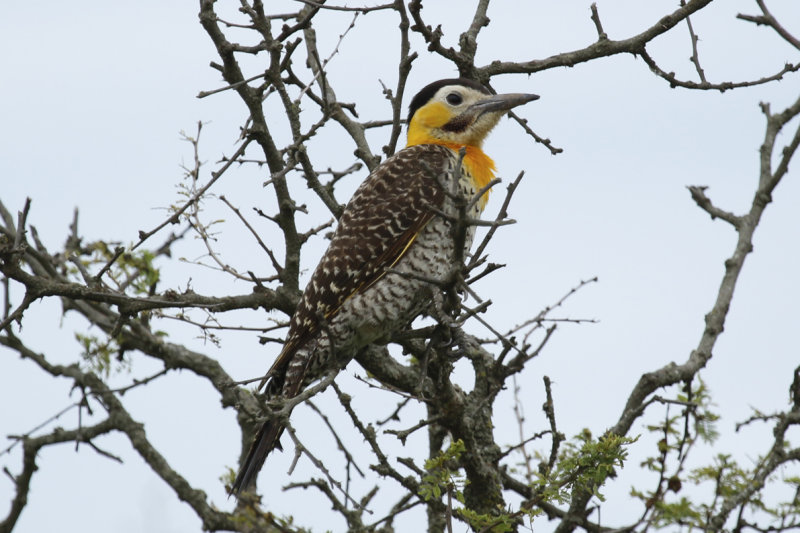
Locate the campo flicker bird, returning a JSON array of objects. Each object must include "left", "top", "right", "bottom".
[{"left": 231, "top": 78, "right": 538, "bottom": 495}]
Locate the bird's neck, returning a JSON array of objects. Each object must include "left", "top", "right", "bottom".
[{"left": 406, "top": 139, "right": 496, "bottom": 209}]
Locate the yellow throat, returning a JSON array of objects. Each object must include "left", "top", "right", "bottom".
[{"left": 406, "top": 102, "right": 496, "bottom": 210}]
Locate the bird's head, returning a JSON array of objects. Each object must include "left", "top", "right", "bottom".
[{"left": 406, "top": 78, "right": 539, "bottom": 148}]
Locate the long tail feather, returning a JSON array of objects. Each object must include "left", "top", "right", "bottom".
[{"left": 229, "top": 418, "right": 285, "bottom": 496}]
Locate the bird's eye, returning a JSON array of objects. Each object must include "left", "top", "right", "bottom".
[{"left": 445, "top": 92, "right": 463, "bottom": 106}]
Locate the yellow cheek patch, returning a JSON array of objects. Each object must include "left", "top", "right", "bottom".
[
  {"left": 414, "top": 101, "right": 451, "bottom": 128},
  {"left": 407, "top": 102, "right": 451, "bottom": 146}
]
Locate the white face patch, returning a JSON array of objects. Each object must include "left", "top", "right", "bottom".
[
  {"left": 430, "top": 86, "right": 504, "bottom": 146},
  {"left": 431, "top": 85, "right": 489, "bottom": 114}
]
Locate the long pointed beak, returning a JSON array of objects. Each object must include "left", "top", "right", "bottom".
[{"left": 471, "top": 92, "right": 539, "bottom": 114}]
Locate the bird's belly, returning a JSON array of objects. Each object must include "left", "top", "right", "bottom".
[{"left": 331, "top": 215, "right": 458, "bottom": 349}]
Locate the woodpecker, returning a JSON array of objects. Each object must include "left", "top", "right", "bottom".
[{"left": 231, "top": 78, "right": 538, "bottom": 495}]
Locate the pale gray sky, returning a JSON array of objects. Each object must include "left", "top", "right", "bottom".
[{"left": 2, "top": 1, "right": 799, "bottom": 532}]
